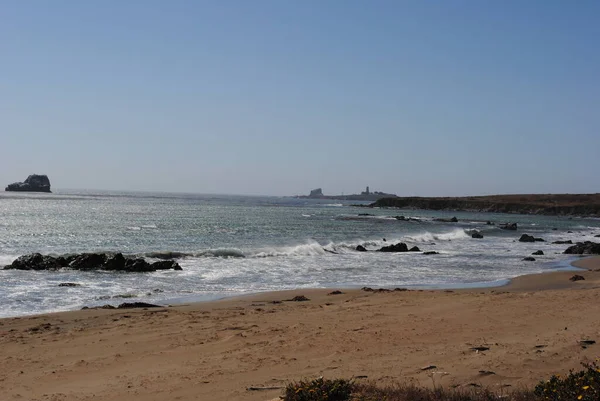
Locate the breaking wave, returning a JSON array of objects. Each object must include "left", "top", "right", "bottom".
[
  {"left": 127, "top": 229, "right": 473, "bottom": 261},
  {"left": 405, "top": 229, "right": 470, "bottom": 242}
]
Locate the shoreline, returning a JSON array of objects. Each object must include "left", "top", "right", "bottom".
[
  {"left": 2, "top": 257, "right": 600, "bottom": 400},
  {"left": 0, "top": 255, "right": 591, "bottom": 319}
]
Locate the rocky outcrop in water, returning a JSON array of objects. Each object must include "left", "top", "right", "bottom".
[
  {"left": 3, "top": 253, "right": 182, "bottom": 272},
  {"left": 5, "top": 174, "right": 51, "bottom": 192},
  {"left": 378, "top": 242, "right": 409, "bottom": 252},
  {"left": 564, "top": 242, "right": 600, "bottom": 255},
  {"left": 519, "top": 234, "right": 545, "bottom": 243},
  {"left": 434, "top": 217, "right": 458, "bottom": 223},
  {"left": 500, "top": 223, "right": 518, "bottom": 231},
  {"left": 309, "top": 188, "right": 323, "bottom": 198}
]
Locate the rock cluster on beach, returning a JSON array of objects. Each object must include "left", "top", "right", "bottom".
[
  {"left": 3, "top": 253, "right": 182, "bottom": 272},
  {"left": 563, "top": 242, "right": 600, "bottom": 255},
  {"left": 5, "top": 174, "right": 51, "bottom": 192}
]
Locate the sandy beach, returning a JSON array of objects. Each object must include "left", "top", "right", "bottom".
[{"left": 2, "top": 257, "right": 600, "bottom": 401}]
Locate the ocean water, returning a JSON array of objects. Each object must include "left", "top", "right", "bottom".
[{"left": 0, "top": 190, "right": 597, "bottom": 317}]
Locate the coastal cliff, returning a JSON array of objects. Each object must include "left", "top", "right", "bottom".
[
  {"left": 5, "top": 174, "right": 51, "bottom": 193},
  {"left": 371, "top": 194, "right": 600, "bottom": 217}
]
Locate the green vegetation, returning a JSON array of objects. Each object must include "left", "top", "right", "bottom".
[
  {"left": 534, "top": 361, "right": 600, "bottom": 401},
  {"left": 283, "top": 377, "right": 353, "bottom": 401},
  {"left": 282, "top": 362, "right": 600, "bottom": 401}
]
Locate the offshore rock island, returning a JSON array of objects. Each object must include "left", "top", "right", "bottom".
[
  {"left": 370, "top": 193, "right": 600, "bottom": 217},
  {"left": 5, "top": 174, "right": 51, "bottom": 193},
  {"left": 297, "top": 186, "right": 398, "bottom": 201}
]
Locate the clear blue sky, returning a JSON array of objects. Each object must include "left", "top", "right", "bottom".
[{"left": 1, "top": 0, "right": 598, "bottom": 196}]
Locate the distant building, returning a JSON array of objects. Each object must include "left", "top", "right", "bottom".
[{"left": 361, "top": 186, "right": 370, "bottom": 195}]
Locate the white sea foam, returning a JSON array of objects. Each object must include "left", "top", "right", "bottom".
[{"left": 405, "top": 229, "right": 470, "bottom": 242}]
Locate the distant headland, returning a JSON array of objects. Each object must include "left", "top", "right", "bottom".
[
  {"left": 296, "top": 186, "right": 397, "bottom": 201},
  {"left": 5, "top": 174, "right": 52, "bottom": 193},
  {"left": 369, "top": 194, "right": 600, "bottom": 217}
]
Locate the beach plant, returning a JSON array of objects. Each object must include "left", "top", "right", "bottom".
[
  {"left": 533, "top": 361, "right": 600, "bottom": 401},
  {"left": 283, "top": 377, "right": 354, "bottom": 401}
]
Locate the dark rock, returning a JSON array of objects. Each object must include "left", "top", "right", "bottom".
[
  {"left": 3, "top": 253, "right": 62, "bottom": 270},
  {"left": 434, "top": 217, "right": 458, "bottom": 223},
  {"left": 117, "top": 302, "right": 162, "bottom": 309},
  {"left": 5, "top": 174, "right": 51, "bottom": 192},
  {"left": 472, "top": 232, "right": 484, "bottom": 239},
  {"left": 102, "top": 253, "right": 126, "bottom": 271},
  {"left": 570, "top": 275, "right": 585, "bottom": 282},
  {"left": 500, "top": 223, "right": 518, "bottom": 231},
  {"left": 378, "top": 242, "right": 409, "bottom": 252},
  {"left": 70, "top": 253, "right": 107, "bottom": 270},
  {"left": 395, "top": 215, "right": 406, "bottom": 221},
  {"left": 564, "top": 242, "right": 600, "bottom": 255},
  {"left": 486, "top": 221, "right": 494, "bottom": 225},
  {"left": 287, "top": 295, "right": 310, "bottom": 302},
  {"left": 523, "top": 257, "right": 536, "bottom": 261},
  {"left": 552, "top": 240, "right": 573, "bottom": 244},
  {"left": 58, "top": 283, "right": 81, "bottom": 287},
  {"left": 358, "top": 213, "right": 374, "bottom": 216},
  {"left": 145, "top": 251, "right": 190, "bottom": 260},
  {"left": 423, "top": 251, "right": 439, "bottom": 255},
  {"left": 5, "top": 252, "right": 183, "bottom": 272},
  {"left": 408, "top": 246, "right": 421, "bottom": 252},
  {"left": 150, "top": 260, "right": 182, "bottom": 271},
  {"left": 519, "top": 234, "right": 535, "bottom": 242},
  {"left": 519, "top": 234, "right": 544, "bottom": 243},
  {"left": 124, "top": 258, "right": 153, "bottom": 272},
  {"left": 552, "top": 228, "right": 558, "bottom": 230},
  {"left": 532, "top": 250, "right": 544, "bottom": 255},
  {"left": 595, "top": 234, "right": 600, "bottom": 238},
  {"left": 55, "top": 254, "right": 78, "bottom": 267},
  {"left": 356, "top": 245, "right": 367, "bottom": 252},
  {"left": 328, "top": 290, "right": 343, "bottom": 295},
  {"left": 567, "top": 231, "right": 573, "bottom": 233}
]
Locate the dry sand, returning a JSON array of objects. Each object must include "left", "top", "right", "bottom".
[{"left": 2, "top": 257, "right": 600, "bottom": 400}]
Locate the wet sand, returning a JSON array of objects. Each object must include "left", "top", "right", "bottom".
[{"left": 1, "top": 257, "right": 600, "bottom": 400}]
